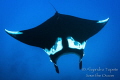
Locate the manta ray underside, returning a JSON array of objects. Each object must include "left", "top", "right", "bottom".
[{"left": 5, "top": 9, "right": 109, "bottom": 73}]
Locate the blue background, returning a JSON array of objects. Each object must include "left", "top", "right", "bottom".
[{"left": 0, "top": 0, "right": 120, "bottom": 80}]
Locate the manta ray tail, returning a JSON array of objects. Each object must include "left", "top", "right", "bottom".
[{"left": 48, "top": 2, "right": 58, "bottom": 13}]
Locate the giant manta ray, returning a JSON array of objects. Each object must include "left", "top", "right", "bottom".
[{"left": 5, "top": 6, "right": 109, "bottom": 73}]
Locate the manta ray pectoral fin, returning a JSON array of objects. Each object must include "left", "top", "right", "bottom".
[
  {"left": 97, "top": 18, "right": 109, "bottom": 23},
  {"left": 5, "top": 29, "right": 23, "bottom": 35},
  {"left": 5, "top": 29, "right": 23, "bottom": 38}
]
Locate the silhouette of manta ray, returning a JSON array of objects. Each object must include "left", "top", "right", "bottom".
[{"left": 5, "top": 7, "right": 109, "bottom": 73}]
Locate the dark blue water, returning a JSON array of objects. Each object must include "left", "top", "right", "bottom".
[{"left": 0, "top": 0, "right": 120, "bottom": 80}]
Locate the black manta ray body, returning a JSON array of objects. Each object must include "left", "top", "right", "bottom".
[{"left": 5, "top": 6, "right": 109, "bottom": 73}]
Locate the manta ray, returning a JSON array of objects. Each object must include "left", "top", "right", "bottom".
[{"left": 5, "top": 6, "right": 109, "bottom": 73}]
